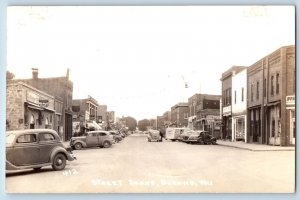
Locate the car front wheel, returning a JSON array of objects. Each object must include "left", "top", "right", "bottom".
[{"left": 52, "top": 153, "right": 66, "bottom": 171}]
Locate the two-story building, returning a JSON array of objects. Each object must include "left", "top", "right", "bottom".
[
  {"left": 72, "top": 95, "right": 100, "bottom": 135},
  {"left": 220, "top": 66, "right": 247, "bottom": 140},
  {"left": 232, "top": 68, "right": 247, "bottom": 142},
  {"left": 247, "top": 45, "right": 295, "bottom": 146},
  {"left": 170, "top": 103, "right": 189, "bottom": 127}
]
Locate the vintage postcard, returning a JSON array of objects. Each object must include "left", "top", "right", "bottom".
[{"left": 5, "top": 6, "right": 295, "bottom": 193}]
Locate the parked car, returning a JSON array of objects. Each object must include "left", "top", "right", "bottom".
[
  {"left": 6, "top": 129, "right": 76, "bottom": 172},
  {"left": 109, "top": 131, "right": 123, "bottom": 143},
  {"left": 178, "top": 130, "right": 194, "bottom": 142},
  {"left": 147, "top": 130, "right": 161, "bottom": 142},
  {"left": 70, "top": 130, "right": 114, "bottom": 150},
  {"left": 186, "top": 131, "right": 217, "bottom": 145}
]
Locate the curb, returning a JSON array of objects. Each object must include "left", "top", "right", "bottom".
[{"left": 217, "top": 143, "right": 295, "bottom": 152}]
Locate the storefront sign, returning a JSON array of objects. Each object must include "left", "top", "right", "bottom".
[
  {"left": 27, "top": 91, "right": 54, "bottom": 110},
  {"left": 223, "top": 106, "right": 231, "bottom": 115},
  {"left": 286, "top": 95, "right": 295, "bottom": 107}
]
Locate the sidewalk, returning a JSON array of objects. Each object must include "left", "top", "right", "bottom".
[{"left": 217, "top": 140, "right": 295, "bottom": 151}]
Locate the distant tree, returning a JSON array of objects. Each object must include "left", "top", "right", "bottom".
[
  {"left": 123, "top": 116, "right": 137, "bottom": 131},
  {"left": 138, "top": 119, "right": 150, "bottom": 131},
  {"left": 6, "top": 71, "right": 15, "bottom": 82}
]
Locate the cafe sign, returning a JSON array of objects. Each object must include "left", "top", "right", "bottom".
[{"left": 27, "top": 91, "right": 54, "bottom": 110}]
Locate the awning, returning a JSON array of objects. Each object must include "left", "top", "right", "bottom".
[
  {"left": 44, "top": 107, "right": 55, "bottom": 112},
  {"left": 266, "top": 101, "right": 281, "bottom": 107},
  {"left": 26, "top": 102, "right": 43, "bottom": 111}
]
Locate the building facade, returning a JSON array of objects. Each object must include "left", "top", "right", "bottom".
[
  {"left": 6, "top": 82, "right": 63, "bottom": 137},
  {"left": 221, "top": 66, "right": 247, "bottom": 140},
  {"left": 170, "top": 103, "right": 189, "bottom": 127},
  {"left": 10, "top": 69, "right": 73, "bottom": 141},
  {"left": 72, "top": 95, "right": 100, "bottom": 135},
  {"left": 247, "top": 45, "right": 295, "bottom": 146},
  {"left": 231, "top": 68, "right": 247, "bottom": 142},
  {"left": 195, "top": 94, "right": 221, "bottom": 138},
  {"left": 97, "top": 105, "right": 107, "bottom": 123}
]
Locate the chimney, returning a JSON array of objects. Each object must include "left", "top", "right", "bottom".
[{"left": 32, "top": 68, "right": 38, "bottom": 79}]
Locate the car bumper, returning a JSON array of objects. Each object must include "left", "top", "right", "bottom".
[{"left": 66, "top": 152, "right": 76, "bottom": 161}]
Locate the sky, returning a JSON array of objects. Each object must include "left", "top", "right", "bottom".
[{"left": 6, "top": 6, "right": 295, "bottom": 121}]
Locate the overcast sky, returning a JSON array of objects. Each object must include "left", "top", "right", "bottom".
[{"left": 7, "top": 6, "right": 295, "bottom": 121}]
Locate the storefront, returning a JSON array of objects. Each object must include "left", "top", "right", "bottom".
[
  {"left": 232, "top": 115, "right": 246, "bottom": 142},
  {"left": 6, "top": 82, "right": 62, "bottom": 132},
  {"left": 286, "top": 95, "right": 295, "bottom": 145},
  {"left": 222, "top": 105, "right": 232, "bottom": 140},
  {"left": 248, "top": 107, "right": 261, "bottom": 143},
  {"left": 265, "top": 102, "right": 281, "bottom": 145}
]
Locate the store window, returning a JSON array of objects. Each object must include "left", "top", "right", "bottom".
[
  {"left": 256, "top": 81, "right": 259, "bottom": 100},
  {"left": 276, "top": 73, "right": 280, "bottom": 94},
  {"left": 271, "top": 76, "right": 274, "bottom": 95},
  {"left": 263, "top": 78, "right": 267, "bottom": 97}
]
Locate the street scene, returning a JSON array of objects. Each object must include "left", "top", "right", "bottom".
[
  {"left": 6, "top": 133, "right": 295, "bottom": 193},
  {"left": 4, "top": 6, "right": 295, "bottom": 194}
]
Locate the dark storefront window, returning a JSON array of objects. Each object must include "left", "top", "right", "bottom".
[{"left": 271, "top": 119, "right": 275, "bottom": 137}]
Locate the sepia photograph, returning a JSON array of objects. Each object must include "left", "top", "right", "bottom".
[{"left": 4, "top": 5, "right": 295, "bottom": 193}]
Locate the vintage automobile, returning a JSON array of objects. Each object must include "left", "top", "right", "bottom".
[
  {"left": 147, "top": 130, "right": 162, "bottom": 142},
  {"left": 70, "top": 130, "right": 114, "bottom": 150},
  {"left": 109, "top": 130, "right": 123, "bottom": 143},
  {"left": 178, "top": 130, "right": 194, "bottom": 142},
  {"left": 186, "top": 131, "right": 217, "bottom": 145},
  {"left": 6, "top": 129, "right": 76, "bottom": 172}
]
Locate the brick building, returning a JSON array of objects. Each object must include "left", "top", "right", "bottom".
[
  {"left": 247, "top": 45, "right": 295, "bottom": 146},
  {"left": 10, "top": 69, "right": 73, "bottom": 141},
  {"left": 97, "top": 105, "right": 107, "bottom": 123},
  {"left": 170, "top": 103, "right": 189, "bottom": 127},
  {"left": 72, "top": 95, "right": 100, "bottom": 135},
  {"left": 6, "top": 82, "right": 63, "bottom": 137},
  {"left": 220, "top": 66, "right": 247, "bottom": 140},
  {"left": 187, "top": 93, "right": 221, "bottom": 137}
]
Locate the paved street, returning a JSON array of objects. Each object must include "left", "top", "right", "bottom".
[{"left": 6, "top": 134, "right": 295, "bottom": 193}]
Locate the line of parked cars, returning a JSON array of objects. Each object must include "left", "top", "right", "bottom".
[
  {"left": 6, "top": 128, "right": 129, "bottom": 173},
  {"left": 69, "top": 129, "right": 127, "bottom": 150},
  {"left": 165, "top": 127, "right": 217, "bottom": 145}
]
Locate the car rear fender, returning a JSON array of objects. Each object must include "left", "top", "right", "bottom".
[
  {"left": 72, "top": 140, "right": 87, "bottom": 148},
  {"left": 50, "top": 147, "right": 74, "bottom": 162}
]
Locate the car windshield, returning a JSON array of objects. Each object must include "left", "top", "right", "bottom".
[{"left": 6, "top": 133, "right": 16, "bottom": 144}]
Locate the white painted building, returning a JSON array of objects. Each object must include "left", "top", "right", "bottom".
[{"left": 231, "top": 68, "right": 247, "bottom": 142}]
